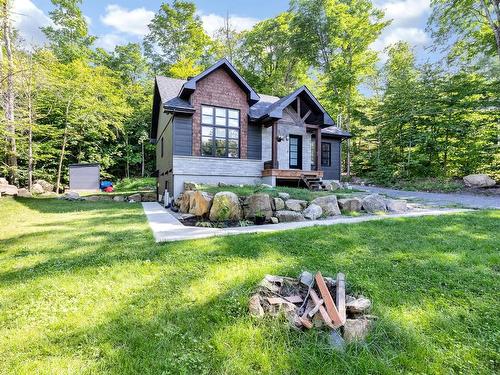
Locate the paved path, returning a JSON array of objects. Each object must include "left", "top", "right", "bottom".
[
  {"left": 351, "top": 185, "right": 500, "bottom": 209},
  {"left": 142, "top": 202, "right": 469, "bottom": 243}
]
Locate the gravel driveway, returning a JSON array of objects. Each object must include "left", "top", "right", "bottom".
[{"left": 351, "top": 185, "right": 500, "bottom": 209}]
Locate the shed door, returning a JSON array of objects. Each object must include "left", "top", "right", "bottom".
[{"left": 69, "top": 167, "right": 99, "bottom": 191}]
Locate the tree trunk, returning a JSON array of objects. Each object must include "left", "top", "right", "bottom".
[
  {"left": 56, "top": 100, "right": 72, "bottom": 194},
  {"left": 125, "top": 136, "right": 130, "bottom": 179},
  {"left": 28, "top": 89, "right": 33, "bottom": 190},
  {"left": 141, "top": 140, "right": 145, "bottom": 177}
]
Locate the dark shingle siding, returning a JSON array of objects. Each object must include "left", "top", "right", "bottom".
[
  {"left": 173, "top": 115, "right": 192, "bottom": 156},
  {"left": 321, "top": 139, "right": 341, "bottom": 180}
]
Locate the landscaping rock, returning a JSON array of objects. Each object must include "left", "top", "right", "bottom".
[
  {"left": 259, "top": 183, "right": 273, "bottom": 189},
  {"left": 141, "top": 192, "right": 157, "bottom": 202},
  {"left": 343, "top": 318, "right": 372, "bottom": 343},
  {"left": 463, "top": 174, "right": 496, "bottom": 188},
  {"left": 184, "top": 181, "right": 198, "bottom": 191},
  {"left": 272, "top": 197, "right": 285, "bottom": 211},
  {"left": 311, "top": 195, "right": 341, "bottom": 216},
  {"left": 275, "top": 210, "right": 305, "bottom": 222},
  {"left": 0, "top": 184, "right": 18, "bottom": 196},
  {"left": 346, "top": 297, "right": 371, "bottom": 314},
  {"left": 299, "top": 271, "right": 314, "bottom": 286},
  {"left": 285, "top": 199, "right": 307, "bottom": 212},
  {"left": 174, "top": 193, "right": 184, "bottom": 208},
  {"left": 189, "top": 191, "right": 213, "bottom": 216},
  {"left": 84, "top": 195, "right": 100, "bottom": 201},
  {"left": 361, "top": 194, "right": 387, "bottom": 212},
  {"left": 17, "top": 188, "right": 32, "bottom": 197},
  {"left": 0, "top": 177, "right": 8, "bottom": 185},
  {"left": 270, "top": 217, "right": 279, "bottom": 224},
  {"left": 32, "top": 183, "right": 45, "bottom": 195},
  {"left": 244, "top": 193, "right": 273, "bottom": 220},
  {"left": 34, "top": 179, "right": 54, "bottom": 192},
  {"left": 278, "top": 192, "right": 290, "bottom": 200},
  {"left": 386, "top": 199, "right": 408, "bottom": 212},
  {"left": 179, "top": 191, "right": 195, "bottom": 213},
  {"left": 64, "top": 191, "right": 80, "bottom": 200},
  {"left": 249, "top": 294, "right": 264, "bottom": 317},
  {"left": 338, "top": 197, "right": 362, "bottom": 212},
  {"left": 113, "top": 195, "right": 126, "bottom": 202},
  {"left": 128, "top": 193, "right": 142, "bottom": 202},
  {"left": 324, "top": 181, "right": 342, "bottom": 191},
  {"left": 209, "top": 192, "right": 243, "bottom": 221},
  {"left": 303, "top": 203, "right": 323, "bottom": 220}
]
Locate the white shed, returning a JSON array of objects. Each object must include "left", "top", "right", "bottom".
[{"left": 69, "top": 163, "right": 100, "bottom": 192}]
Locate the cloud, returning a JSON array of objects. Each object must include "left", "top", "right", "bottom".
[
  {"left": 95, "top": 33, "right": 128, "bottom": 51},
  {"left": 12, "top": 0, "right": 52, "bottom": 46},
  {"left": 372, "top": 27, "right": 430, "bottom": 61},
  {"left": 100, "top": 4, "right": 154, "bottom": 36},
  {"left": 378, "top": 0, "right": 430, "bottom": 25},
  {"left": 199, "top": 13, "right": 259, "bottom": 36}
]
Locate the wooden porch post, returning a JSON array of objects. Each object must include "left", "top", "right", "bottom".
[
  {"left": 316, "top": 127, "right": 322, "bottom": 171},
  {"left": 272, "top": 121, "right": 278, "bottom": 169}
]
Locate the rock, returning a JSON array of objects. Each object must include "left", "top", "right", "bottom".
[
  {"left": 141, "top": 192, "right": 157, "bottom": 202},
  {"left": 278, "top": 192, "right": 290, "bottom": 200},
  {"left": 34, "top": 179, "right": 54, "bottom": 192},
  {"left": 209, "top": 192, "right": 243, "bottom": 221},
  {"left": 64, "top": 191, "right": 80, "bottom": 200},
  {"left": 97, "top": 195, "right": 112, "bottom": 201},
  {"left": 243, "top": 193, "right": 273, "bottom": 220},
  {"left": 179, "top": 190, "right": 195, "bottom": 213},
  {"left": 324, "top": 181, "right": 342, "bottom": 191},
  {"left": 84, "top": 195, "right": 100, "bottom": 201},
  {"left": 113, "top": 195, "right": 126, "bottom": 202},
  {"left": 346, "top": 297, "right": 371, "bottom": 314},
  {"left": 184, "top": 181, "right": 198, "bottom": 191},
  {"left": 218, "top": 182, "right": 227, "bottom": 187},
  {"left": 275, "top": 210, "right": 305, "bottom": 222},
  {"left": 189, "top": 191, "right": 213, "bottom": 216},
  {"left": 311, "top": 195, "right": 341, "bottom": 216},
  {"left": 303, "top": 203, "right": 323, "bottom": 220},
  {"left": 361, "top": 194, "right": 387, "bottom": 212},
  {"left": 338, "top": 197, "right": 363, "bottom": 212},
  {"left": 31, "top": 183, "right": 45, "bottom": 195},
  {"left": 259, "top": 183, "right": 273, "bottom": 189},
  {"left": 0, "top": 184, "right": 18, "bottom": 196},
  {"left": 0, "top": 177, "right": 8, "bottom": 185},
  {"left": 299, "top": 271, "right": 314, "bottom": 286},
  {"left": 270, "top": 217, "right": 279, "bottom": 224},
  {"left": 386, "top": 199, "right": 408, "bottom": 212},
  {"left": 17, "top": 188, "right": 32, "bottom": 197},
  {"left": 249, "top": 294, "right": 264, "bottom": 317},
  {"left": 343, "top": 318, "right": 372, "bottom": 343},
  {"left": 174, "top": 193, "right": 184, "bottom": 208},
  {"left": 128, "top": 193, "right": 142, "bottom": 202},
  {"left": 463, "top": 174, "right": 496, "bottom": 188},
  {"left": 285, "top": 199, "right": 307, "bottom": 211},
  {"left": 273, "top": 197, "right": 285, "bottom": 211}
]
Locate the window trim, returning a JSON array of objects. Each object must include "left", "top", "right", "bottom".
[
  {"left": 200, "top": 105, "right": 240, "bottom": 158},
  {"left": 321, "top": 142, "right": 331, "bottom": 167},
  {"left": 161, "top": 137, "right": 164, "bottom": 158}
]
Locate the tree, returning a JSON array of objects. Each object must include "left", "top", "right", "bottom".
[
  {"left": 213, "top": 13, "right": 241, "bottom": 63},
  {"left": 144, "top": 1, "right": 212, "bottom": 77}
]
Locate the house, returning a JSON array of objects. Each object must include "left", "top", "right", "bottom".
[{"left": 151, "top": 58, "right": 351, "bottom": 199}]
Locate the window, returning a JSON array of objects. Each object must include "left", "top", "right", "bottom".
[
  {"left": 321, "top": 142, "right": 331, "bottom": 167},
  {"left": 201, "top": 105, "right": 240, "bottom": 158},
  {"left": 161, "top": 137, "right": 164, "bottom": 158}
]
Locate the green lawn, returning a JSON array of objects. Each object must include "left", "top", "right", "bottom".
[{"left": 0, "top": 197, "right": 498, "bottom": 374}]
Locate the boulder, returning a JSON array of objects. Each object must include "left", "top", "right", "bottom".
[
  {"left": 244, "top": 193, "right": 273, "bottom": 220},
  {"left": 31, "top": 183, "right": 45, "bottom": 195},
  {"left": 285, "top": 199, "right": 307, "bottom": 212},
  {"left": 273, "top": 197, "right": 285, "bottom": 211},
  {"left": 141, "top": 192, "right": 157, "bottom": 202},
  {"left": 303, "top": 203, "right": 323, "bottom": 220},
  {"left": 113, "top": 195, "right": 126, "bottom": 202},
  {"left": 209, "top": 192, "right": 243, "bottom": 221},
  {"left": 386, "top": 199, "right": 408, "bottom": 212},
  {"left": 463, "top": 174, "right": 496, "bottom": 188},
  {"left": 179, "top": 190, "right": 195, "bottom": 213},
  {"left": 346, "top": 297, "right": 371, "bottom": 314},
  {"left": 361, "top": 194, "right": 387, "bottom": 212},
  {"left": 128, "top": 193, "right": 142, "bottom": 202},
  {"left": 17, "top": 188, "right": 32, "bottom": 198},
  {"left": 249, "top": 294, "right": 264, "bottom": 317},
  {"left": 278, "top": 192, "right": 290, "bottom": 200},
  {"left": 324, "top": 181, "right": 342, "bottom": 191},
  {"left": 189, "top": 191, "right": 213, "bottom": 216},
  {"left": 184, "top": 181, "right": 199, "bottom": 191},
  {"left": 174, "top": 193, "right": 184, "bottom": 208},
  {"left": 311, "top": 195, "right": 341, "bottom": 216},
  {"left": 338, "top": 197, "right": 362, "bottom": 212},
  {"left": 270, "top": 217, "right": 279, "bottom": 224},
  {"left": 275, "top": 210, "right": 305, "bottom": 223},
  {"left": 64, "top": 191, "right": 80, "bottom": 200},
  {"left": 0, "top": 184, "right": 18, "bottom": 196},
  {"left": 34, "top": 179, "right": 54, "bottom": 192},
  {"left": 84, "top": 195, "right": 100, "bottom": 201},
  {"left": 0, "top": 177, "right": 8, "bottom": 185},
  {"left": 343, "top": 318, "right": 372, "bottom": 343}
]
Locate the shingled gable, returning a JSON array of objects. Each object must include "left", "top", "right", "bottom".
[{"left": 179, "top": 58, "right": 260, "bottom": 104}]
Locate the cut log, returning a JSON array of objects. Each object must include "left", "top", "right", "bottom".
[
  {"left": 336, "top": 273, "right": 346, "bottom": 324},
  {"left": 315, "top": 272, "right": 343, "bottom": 327},
  {"left": 309, "top": 289, "right": 334, "bottom": 328},
  {"left": 299, "top": 316, "right": 313, "bottom": 329}
]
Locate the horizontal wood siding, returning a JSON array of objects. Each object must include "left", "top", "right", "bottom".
[
  {"left": 247, "top": 122, "right": 262, "bottom": 160},
  {"left": 173, "top": 115, "right": 193, "bottom": 156},
  {"left": 321, "top": 139, "right": 341, "bottom": 180}
]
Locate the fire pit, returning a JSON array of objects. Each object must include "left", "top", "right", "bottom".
[{"left": 249, "top": 271, "right": 376, "bottom": 349}]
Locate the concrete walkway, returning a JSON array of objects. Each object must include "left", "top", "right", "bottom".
[
  {"left": 351, "top": 185, "right": 500, "bottom": 209},
  {"left": 142, "top": 202, "right": 469, "bottom": 243}
]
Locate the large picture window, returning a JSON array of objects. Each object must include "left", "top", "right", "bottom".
[
  {"left": 321, "top": 142, "right": 331, "bottom": 167},
  {"left": 201, "top": 105, "right": 240, "bottom": 158}
]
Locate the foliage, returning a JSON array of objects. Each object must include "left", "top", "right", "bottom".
[
  {"left": 0, "top": 198, "right": 498, "bottom": 373},
  {"left": 113, "top": 177, "right": 156, "bottom": 192}
]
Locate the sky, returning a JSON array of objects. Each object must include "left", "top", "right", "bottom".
[{"left": 12, "top": 0, "right": 434, "bottom": 63}]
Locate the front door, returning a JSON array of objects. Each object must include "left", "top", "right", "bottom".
[{"left": 289, "top": 135, "right": 302, "bottom": 169}]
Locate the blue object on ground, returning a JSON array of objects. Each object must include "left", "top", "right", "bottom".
[{"left": 100, "top": 181, "right": 113, "bottom": 189}]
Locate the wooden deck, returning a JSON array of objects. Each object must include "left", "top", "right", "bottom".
[{"left": 261, "top": 169, "right": 323, "bottom": 179}]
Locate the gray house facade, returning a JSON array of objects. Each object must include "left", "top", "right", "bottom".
[{"left": 151, "top": 59, "right": 351, "bottom": 199}]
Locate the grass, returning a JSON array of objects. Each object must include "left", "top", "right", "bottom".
[
  {"left": 113, "top": 177, "right": 156, "bottom": 193},
  {"left": 0, "top": 197, "right": 499, "bottom": 374},
  {"left": 199, "top": 184, "right": 360, "bottom": 202},
  {"left": 377, "top": 178, "right": 465, "bottom": 193}
]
